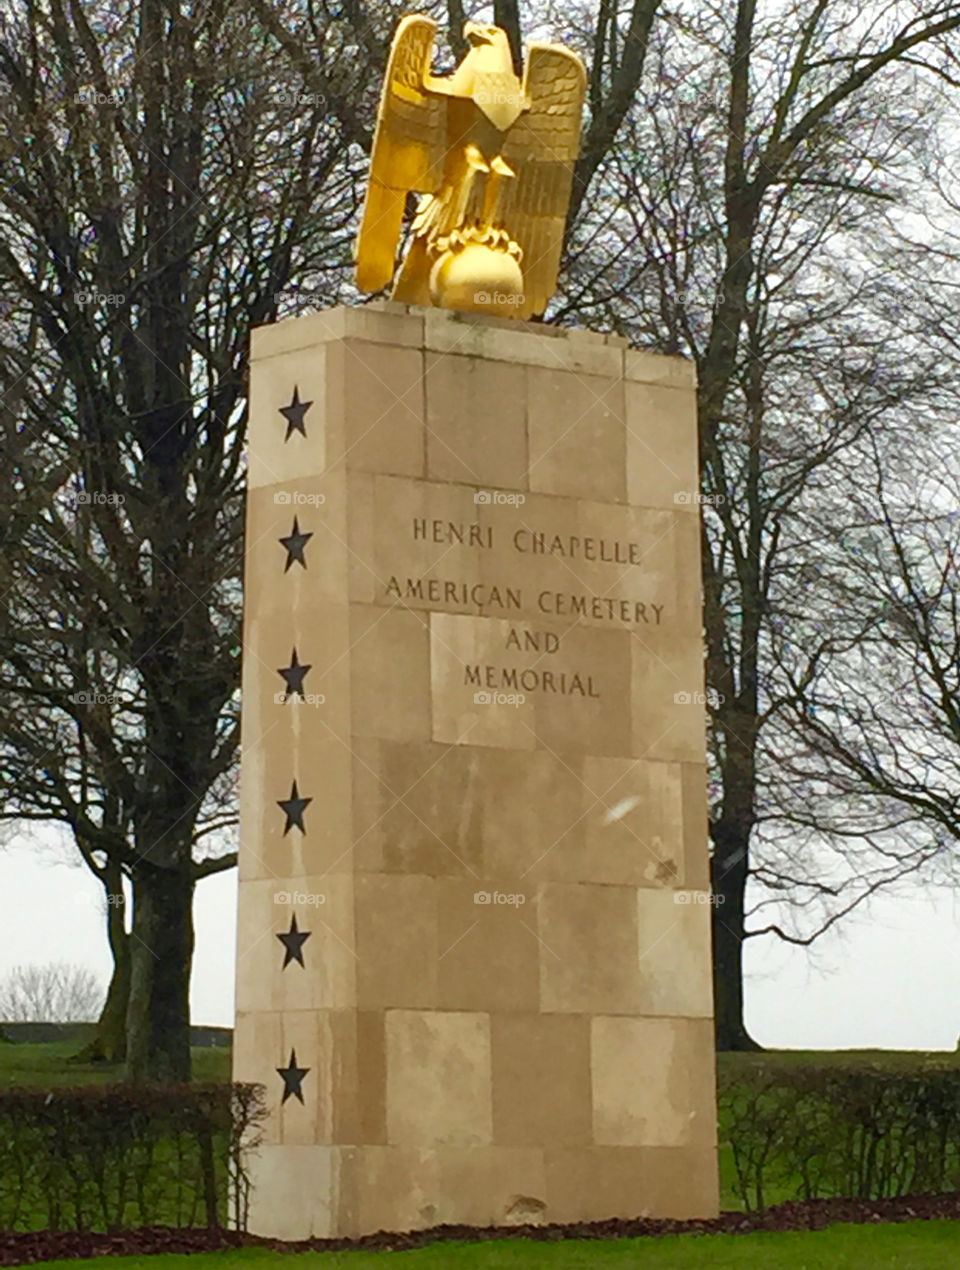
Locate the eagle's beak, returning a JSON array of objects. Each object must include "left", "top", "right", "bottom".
[{"left": 463, "top": 21, "right": 487, "bottom": 46}]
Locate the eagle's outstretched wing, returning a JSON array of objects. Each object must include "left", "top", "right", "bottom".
[
  {"left": 355, "top": 15, "right": 447, "bottom": 293},
  {"left": 501, "top": 44, "right": 586, "bottom": 319}
]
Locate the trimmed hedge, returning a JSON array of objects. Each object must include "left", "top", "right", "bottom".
[
  {"left": 719, "top": 1060, "right": 960, "bottom": 1210},
  {"left": 8, "top": 1060, "right": 960, "bottom": 1231},
  {"left": 0, "top": 1082, "right": 265, "bottom": 1233}
]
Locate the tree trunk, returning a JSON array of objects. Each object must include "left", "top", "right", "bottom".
[
  {"left": 493, "top": 0, "right": 522, "bottom": 75},
  {"left": 711, "top": 817, "right": 761, "bottom": 1051},
  {"left": 124, "top": 860, "right": 195, "bottom": 1082},
  {"left": 72, "top": 858, "right": 130, "bottom": 1064}
]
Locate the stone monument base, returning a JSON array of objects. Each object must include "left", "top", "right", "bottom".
[
  {"left": 234, "top": 303, "right": 719, "bottom": 1239},
  {"left": 246, "top": 1140, "right": 719, "bottom": 1238}
]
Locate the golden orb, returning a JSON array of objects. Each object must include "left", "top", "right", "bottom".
[{"left": 428, "top": 242, "right": 525, "bottom": 316}]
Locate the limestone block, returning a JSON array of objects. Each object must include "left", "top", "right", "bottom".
[
  {"left": 424, "top": 352, "right": 528, "bottom": 489},
  {"left": 543, "top": 1146, "right": 648, "bottom": 1221},
  {"left": 325, "top": 340, "right": 425, "bottom": 478},
  {"left": 236, "top": 730, "right": 353, "bottom": 882},
  {"left": 350, "top": 738, "right": 484, "bottom": 877},
  {"left": 241, "top": 598, "right": 351, "bottom": 745},
  {"left": 528, "top": 368, "right": 627, "bottom": 503},
  {"left": 234, "top": 873, "right": 355, "bottom": 1015},
  {"left": 624, "top": 347, "right": 697, "bottom": 390},
  {"left": 631, "top": 634, "right": 707, "bottom": 762},
  {"left": 247, "top": 347, "right": 330, "bottom": 491},
  {"left": 429, "top": 611, "right": 631, "bottom": 756},
  {"left": 637, "top": 888, "right": 715, "bottom": 1017},
  {"left": 491, "top": 1014, "right": 591, "bottom": 1146},
  {"left": 538, "top": 882, "right": 641, "bottom": 1013},
  {"left": 429, "top": 612, "right": 539, "bottom": 751},
  {"left": 635, "top": 1146, "right": 720, "bottom": 1219},
  {"left": 355, "top": 1011, "right": 388, "bottom": 1145},
  {"left": 244, "top": 1145, "right": 341, "bottom": 1239},
  {"left": 580, "top": 756, "right": 685, "bottom": 887},
  {"left": 348, "top": 603, "right": 432, "bottom": 741},
  {"left": 680, "top": 762, "right": 711, "bottom": 890},
  {"left": 591, "top": 1015, "right": 711, "bottom": 1147},
  {"left": 479, "top": 747, "right": 585, "bottom": 882},
  {"left": 385, "top": 1009, "right": 493, "bottom": 1147},
  {"left": 625, "top": 381, "right": 700, "bottom": 511},
  {"left": 435, "top": 877, "right": 541, "bottom": 1013},
  {"left": 362, "top": 474, "right": 489, "bottom": 610},
  {"left": 251, "top": 305, "right": 425, "bottom": 358},
  {"left": 276, "top": 1009, "right": 356, "bottom": 1145},
  {"left": 424, "top": 308, "right": 625, "bottom": 378},
  {"left": 244, "top": 478, "right": 348, "bottom": 610},
  {"left": 336, "top": 1145, "right": 437, "bottom": 1236},
  {"left": 430, "top": 1147, "right": 548, "bottom": 1226},
  {"left": 354, "top": 873, "right": 438, "bottom": 1009}
]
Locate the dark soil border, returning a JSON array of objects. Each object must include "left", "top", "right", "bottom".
[{"left": 4, "top": 1193, "right": 960, "bottom": 1264}]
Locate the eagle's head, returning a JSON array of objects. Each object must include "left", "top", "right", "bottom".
[{"left": 463, "top": 21, "right": 510, "bottom": 52}]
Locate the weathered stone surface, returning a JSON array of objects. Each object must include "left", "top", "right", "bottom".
[{"left": 235, "top": 305, "right": 716, "bottom": 1237}]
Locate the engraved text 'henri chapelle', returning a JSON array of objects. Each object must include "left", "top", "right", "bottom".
[{"left": 381, "top": 517, "right": 668, "bottom": 701}]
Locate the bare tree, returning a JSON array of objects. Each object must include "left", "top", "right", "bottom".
[
  {"left": 558, "top": 0, "right": 960, "bottom": 1047},
  {"left": 769, "top": 429, "right": 960, "bottom": 925},
  {"left": 0, "top": 0, "right": 370, "bottom": 1080},
  {"left": 0, "top": 963, "right": 105, "bottom": 1024}
]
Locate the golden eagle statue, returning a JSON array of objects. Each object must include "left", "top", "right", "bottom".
[{"left": 355, "top": 16, "right": 586, "bottom": 320}]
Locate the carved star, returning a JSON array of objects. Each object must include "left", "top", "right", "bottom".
[
  {"left": 279, "top": 386, "right": 312, "bottom": 440},
  {"left": 279, "top": 517, "right": 312, "bottom": 572},
  {"left": 276, "top": 1048, "right": 310, "bottom": 1104},
  {"left": 277, "top": 780, "right": 312, "bottom": 835},
  {"left": 276, "top": 913, "right": 312, "bottom": 969},
  {"left": 277, "top": 648, "right": 311, "bottom": 700}
]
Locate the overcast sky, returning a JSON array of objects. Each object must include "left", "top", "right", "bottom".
[{"left": 2, "top": 833, "right": 959, "bottom": 1050}]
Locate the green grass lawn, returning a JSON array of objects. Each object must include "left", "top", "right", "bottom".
[
  {"left": 0, "top": 1037, "right": 231, "bottom": 1086},
  {"left": 27, "top": 1222, "right": 960, "bottom": 1268},
  {"left": 719, "top": 1048, "right": 960, "bottom": 1075}
]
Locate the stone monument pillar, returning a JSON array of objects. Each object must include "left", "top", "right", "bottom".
[{"left": 233, "top": 302, "right": 718, "bottom": 1238}]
